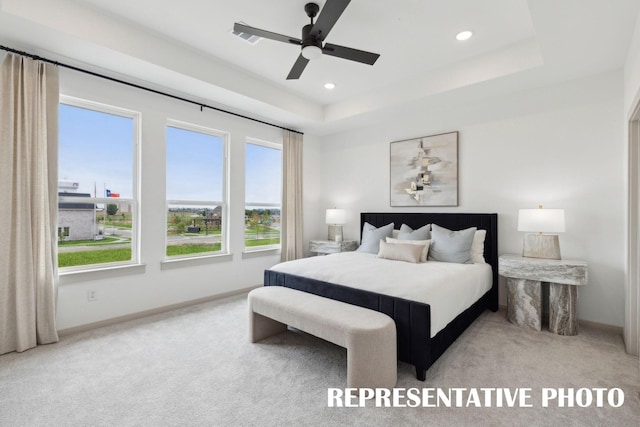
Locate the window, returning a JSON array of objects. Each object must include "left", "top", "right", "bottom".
[
  {"left": 58, "top": 98, "right": 139, "bottom": 270},
  {"left": 57, "top": 227, "right": 70, "bottom": 240},
  {"left": 245, "top": 139, "right": 282, "bottom": 250},
  {"left": 166, "top": 122, "right": 227, "bottom": 258}
]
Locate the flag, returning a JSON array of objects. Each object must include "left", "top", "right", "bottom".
[{"left": 106, "top": 189, "right": 111, "bottom": 197}]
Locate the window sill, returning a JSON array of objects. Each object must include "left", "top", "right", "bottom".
[
  {"left": 161, "top": 253, "right": 233, "bottom": 270},
  {"left": 242, "top": 247, "right": 281, "bottom": 259},
  {"left": 59, "top": 263, "right": 146, "bottom": 285}
]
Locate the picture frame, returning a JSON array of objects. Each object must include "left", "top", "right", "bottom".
[{"left": 390, "top": 131, "right": 458, "bottom": 207}]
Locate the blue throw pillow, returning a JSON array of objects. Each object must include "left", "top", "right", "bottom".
[
  {"left": 356, "top": 222, "right": 395, "bottom": 254},
  {"left": 398, "top": 223, "right": 431, "bottom": 240},
  {"left": 428, "top": 224, "right": 477, "bottom": 263}
]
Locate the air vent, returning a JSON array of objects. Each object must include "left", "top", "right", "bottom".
[{"left": 230, "top": 22, "right": 262, "bottom": 45}]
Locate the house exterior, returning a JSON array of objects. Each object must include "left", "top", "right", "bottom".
[{"left": 58, "top": 192, "right": 95, "bottom": 241}]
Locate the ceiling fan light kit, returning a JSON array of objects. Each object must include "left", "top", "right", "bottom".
[
  {"left": 302, "top": 45, "right": 322, "bottom": 60},
  {"left": 234, "top": 0, "right": 380, "bottom": 80}
]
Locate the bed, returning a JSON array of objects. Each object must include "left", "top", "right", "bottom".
[{"left": 264, "top": 212, "right": 498, "bottom": 380}]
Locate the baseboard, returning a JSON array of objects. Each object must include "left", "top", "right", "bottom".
[
  {"left": 57, "top": 285, "right": 260, "bottom": 337},
  {"left": 497, "top": 304, "right": 623, "bottom": 335},
  {"left": 578, "top": 319, "right": 624, "bottom": 335}
]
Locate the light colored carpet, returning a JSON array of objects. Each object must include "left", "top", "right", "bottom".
[{"left": 0, "top": 293, "right": 638, "bottom": 426}]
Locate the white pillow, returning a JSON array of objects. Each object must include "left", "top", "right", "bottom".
[
  {"left": 471, "top": 230, "right": 487, "bottom": 264},
  {"left": 386, "top": 237, "right": 430, "bottom": 262},
  {"left": 377, "top": 240, "right": 423, "bottom": 263}
]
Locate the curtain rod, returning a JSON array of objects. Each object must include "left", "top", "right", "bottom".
[{"left": 0, "top": 44, "right": 303, "bottom": 135}]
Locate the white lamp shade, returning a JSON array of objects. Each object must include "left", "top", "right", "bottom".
[
  {"left": 518, "top": 208, "right": 565, "bottom": 233},
  {"left": 325, "top": 208, "right": 346, "bottom": 225}
]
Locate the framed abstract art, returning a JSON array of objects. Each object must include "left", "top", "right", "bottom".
[{"left": 390, "top": 131, "right": 458, "bottom": 207}]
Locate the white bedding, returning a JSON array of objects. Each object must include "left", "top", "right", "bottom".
[{"left": 270, "top": 251, "right": 492, "bottom": 337}]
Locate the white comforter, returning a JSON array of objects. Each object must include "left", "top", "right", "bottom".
[{"left": 270, "top": 251, "right": 492, "bottom": 337}]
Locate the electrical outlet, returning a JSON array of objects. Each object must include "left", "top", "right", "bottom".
[{"left": 87, "top": 290, "right": 97, "bottom": 302}]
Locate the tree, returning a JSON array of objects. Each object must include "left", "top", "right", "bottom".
[
  {"left": 176, "top": 222, "right": 186, "bottom": 234},
  {"left": 261, "top": 210, "right": 271, "bottom": 228},
  {"left": 264, "top": 208, "right": 271, "bottom": 217},
  {"left": 106, "top": 204, "right": 118, "bottom": 216},
  {"left": 251, "top": 211, "right": 261, "bottom": 239}
]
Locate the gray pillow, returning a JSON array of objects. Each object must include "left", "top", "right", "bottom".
[
  {"left": 356, "top": 222, "right": 394, "bottom": 254},
  {"left": 398, "top": 223, "right": 431, "bottom": 240},
  {"left": 428, "top": 224, "right": 477, "bottom": 263}
]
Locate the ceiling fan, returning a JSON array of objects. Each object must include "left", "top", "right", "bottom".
[{"left": 233, "top": 0, "right": 380, "bottom": 80}]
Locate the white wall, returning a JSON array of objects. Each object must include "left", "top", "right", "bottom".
[
  {"left": 304, "top": 70, "right": 625, "bottom": 327},
  {"left": 56, "top": 69, "right": 283, "bottom": 330},
  {"left": 623, "top": 9, "right": 640, "bottom": 354},
  {"left": 624, "top": 9, "right": 640, "bottom": 118}
]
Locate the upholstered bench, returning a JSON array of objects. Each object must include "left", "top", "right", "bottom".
[{"left": 248, "top": 286, "right": 397, "bottom": 389}]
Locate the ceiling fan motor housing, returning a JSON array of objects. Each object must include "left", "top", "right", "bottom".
[{"left": 302, "top": 24, "right": 322, "bottom": 49}]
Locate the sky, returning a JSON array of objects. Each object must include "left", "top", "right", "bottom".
[
  {"left": 59, "top": 104, "right": 133, "bottom": 198},
  {"left": 59, "top": 104, "right": 282, "bottom": 205},
  {"left": 245, "top": 142, "right": 282, "bottom": 205},
  {"left": 166, "top": 126, "right": 223, "bottom": 201}
]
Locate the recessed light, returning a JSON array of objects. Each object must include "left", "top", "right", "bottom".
[
  {"left": 456, "top": 30, "right": 473, "bottom": 41},
  {"left": 324, "top": 82, "right": 336, "bottom": 90}
]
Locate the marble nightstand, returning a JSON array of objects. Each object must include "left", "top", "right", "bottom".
[
  {"left": 309, "top": 240, "right": 358, "bottom": 255},
  {"left": 498, "top": 254, "right": 588, "bottom": 335}
]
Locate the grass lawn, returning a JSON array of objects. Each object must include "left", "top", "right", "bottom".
[
  {"left": 166, "top": 243, "right": 222, "bottom": 256},
  {"left": 245, "top": 238, "right": 280, "bottom": 247},
  {"left": 58, "top": 248, "right": 132, "bottom": 267},
  {"left": 58, "top": 237, "right": 278, "bottom": 267}
]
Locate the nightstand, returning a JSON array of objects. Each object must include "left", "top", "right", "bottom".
[
  {"left": 498, "top": 254, "right": 588, "bottom": 335},
  {"left": 309, "top": 240, "right": 358, "bottom": 255}
]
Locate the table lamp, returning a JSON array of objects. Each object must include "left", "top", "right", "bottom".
[
  {"left": 326, "top": 208, "right": 346, "bottom": 242},
  {"left": 517, "top": 205, "right": 565, "bottom": 259}
]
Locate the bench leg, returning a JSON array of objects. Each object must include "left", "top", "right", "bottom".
[
  {"left": 250, "top": 311, "right": 288, "bottom": 343},
  {"left": 416, "top": 367, "right": 426, "bottom": 381},
  {"left": 346, "top": 328, "right": 397, "bottom": 389}
]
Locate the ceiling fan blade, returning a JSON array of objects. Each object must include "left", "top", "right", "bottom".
[
  {"left": 286, "top": 54, "right": 310, "bottom": 80},
  {"left": 310, "top": 0, "right": 351, "bottom": 41},
  {"left": 233, "top": 23, "right": 301, "bottom": 45},
  {"left": 322, "top": 43, "right": 380, "bottom": 65}
]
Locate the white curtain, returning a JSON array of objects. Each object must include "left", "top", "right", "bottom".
[
  {"left": 281, "top": 130, "right": 304, "bottom": 262},
  {"left": 0, "top": 53, "right": 60, "bottom": 354}
]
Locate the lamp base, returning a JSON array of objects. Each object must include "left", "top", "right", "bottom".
[
  {"left": 328, "top": 225, "right": 343, "bottom": 242},
  {"left": 523, "top": 234, "right": 561, "bottom": 260}
]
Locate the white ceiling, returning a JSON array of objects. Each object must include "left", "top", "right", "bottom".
[{"left": 0, "top": 0, "right": 638, "bottom": 135}]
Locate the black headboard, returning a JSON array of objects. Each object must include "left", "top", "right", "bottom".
[{"left": 361, "top": 212, "right": 498, "bottom": 311}]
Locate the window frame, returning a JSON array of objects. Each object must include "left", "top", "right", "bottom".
[
  {"left": 244, "top": 137, "right": 283, "bottom": 252},
  {"left": 164, "top": 119, "right": 229, "bottom": 260},
  {"left": 58, "top": 95, "right": 141, "bottom": 272}
]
